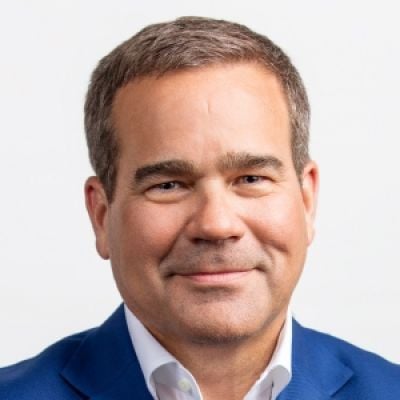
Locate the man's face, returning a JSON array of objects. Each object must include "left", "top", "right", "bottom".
[{"left": 86, "top": 63, "right": 318, "bottom": 347}]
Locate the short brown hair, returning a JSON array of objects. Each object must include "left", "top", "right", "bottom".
[{"left": 85, "top": 16, "right": 310, "bottom": 201}]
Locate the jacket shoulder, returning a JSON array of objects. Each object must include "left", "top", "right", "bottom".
[
  {"left": 301, "top": 324, "right": 399, "bottom": 370},
  {"left": 0, "top": 329, "right": 94, "bottom": 399},
  {"left": 297, "top": 322, "right": 400, "bottom": 397}
]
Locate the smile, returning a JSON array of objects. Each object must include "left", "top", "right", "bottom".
[{"left": 177, "top": 270, "right": 253, "bottom": 284}]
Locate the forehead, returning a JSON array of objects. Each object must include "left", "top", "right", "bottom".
[{"left": 112, "top": 63, "right": 291, "bottom": 166}]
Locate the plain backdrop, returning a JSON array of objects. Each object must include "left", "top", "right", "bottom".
[{"left": 1, "top": 0, "right": 399, "bottom": 366}]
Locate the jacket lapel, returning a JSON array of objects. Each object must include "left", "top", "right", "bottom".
[
  {"left": 61, "top": 305, "right": 153, "bottom": 400},
  {"left": 277, "top": 319, "right": 354, "bottom": 400}
]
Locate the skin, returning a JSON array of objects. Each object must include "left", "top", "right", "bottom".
[{"left": 85, "top": 62, "right": 318, "bottom": 399}]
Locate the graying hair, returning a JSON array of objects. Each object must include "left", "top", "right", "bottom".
[{"left": 85, "top": 16, "right": 310, "bottom": 201}]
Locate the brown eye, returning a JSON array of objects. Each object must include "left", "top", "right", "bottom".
[
  {"left": 144, "top": 180, "right": 189, "bottom": 203},
  {"left": 154, "top": 181, "right": 181, "bottom": 191},
  {"left": 239, "top": 176, "right": 265, "bottom": 184}
]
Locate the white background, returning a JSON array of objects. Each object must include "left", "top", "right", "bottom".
[{"left": 1, "top": 1, "right": 399, "bottom": 366}]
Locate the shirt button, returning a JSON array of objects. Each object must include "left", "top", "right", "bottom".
[{"left": 178, "top": 378, "right": 192, "bottom": 392}]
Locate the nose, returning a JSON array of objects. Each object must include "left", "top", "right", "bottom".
[{"left": 185, "top": 187, "right": 245, "bottom": 243}]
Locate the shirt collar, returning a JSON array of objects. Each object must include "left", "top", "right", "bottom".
[
  {"left": 124, "top": 304, "right": 292, "bottom": 400},
  {"left": 124, "top": 305, "right": 184, "bottom": 398},
  {"left": 246, "top": 313, "right": 292, "bottom": 399}
]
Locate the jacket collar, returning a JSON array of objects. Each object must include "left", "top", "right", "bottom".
[
  {"left": 277, "top": 319, "right": 354, "bottom": 400},
  {"left": 61, "top": 304, "right": 153, "bottom": 400},
  {"left": 61, "top": 305, "right": 353, "bottom": 400}
]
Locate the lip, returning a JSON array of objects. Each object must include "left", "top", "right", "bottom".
[{"left": 177, "top": 270, "right": 253, "bottom": 284}]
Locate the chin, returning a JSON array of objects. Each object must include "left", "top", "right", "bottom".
[
  {"left": 177, "top": 306, "right": 276, "bottom": 346},
  {"left": 186, "top": 328, "right": 257, "bottom": 346}
]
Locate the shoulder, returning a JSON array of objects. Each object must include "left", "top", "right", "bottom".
[
  {"left": 295, "top": 320, "right": 400, "bottom": 396},
  {"left": 300, "top": 322, "right": 399, "bottom": 371},
  {"left": 0, "top": 329, "right": 94, "bottom": 399}
]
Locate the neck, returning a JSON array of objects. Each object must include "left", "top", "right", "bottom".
[{"left": 155, "top": 312, "right": 287, "bottom": 400}]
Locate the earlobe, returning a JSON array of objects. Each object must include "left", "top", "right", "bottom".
[
  {"left": 84, "top": 176, "right": 110, "bottom": 259},
  {"left": 301, "top": 161, "right": 319, "bottom": 245}
]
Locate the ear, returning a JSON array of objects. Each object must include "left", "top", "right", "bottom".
[
  {"left": 84, "top": 176, "right": 110, "bottom": 259},
  {"left": 301, "top": 161, "right": 319, "bottom": 245}
]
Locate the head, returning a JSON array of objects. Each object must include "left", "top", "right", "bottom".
[
  {"left": 85, "top": 16, "right": 310, "bottom": 202},
  {"left": 84, "top": 17, "right": 318, "bottom": 349}
]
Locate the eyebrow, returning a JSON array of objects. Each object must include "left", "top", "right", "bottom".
[
  {"left": 218, "top": 152, "right": 284, "bottom": 173},
  {"left": 134, "top": 159, "right": 197, "bottom": 185},
  {"left": 133, "top": 152, "right": 284, "bottom": 186}
]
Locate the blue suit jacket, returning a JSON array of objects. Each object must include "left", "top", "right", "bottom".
[{"left": 1, "top": 305, "right": 399, "bottom": 399}]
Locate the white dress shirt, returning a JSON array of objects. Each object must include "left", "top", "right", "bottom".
[{"left": 124, "top": 305, "right": 292, "bottom": 400}]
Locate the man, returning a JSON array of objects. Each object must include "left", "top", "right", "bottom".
[{"left": 1, "top": 16, "right": 399, "bottom": 400}]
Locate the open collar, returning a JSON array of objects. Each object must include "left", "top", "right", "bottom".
[
  {"left": 61, "top": 305, "right": 353, "bottom": 400},
  {"left": 125, "top": 305, "right": 292, "bottom": 400}
]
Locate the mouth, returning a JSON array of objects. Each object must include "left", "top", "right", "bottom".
[{"left": 175, "top": 270, "right": 254, "bottom": 284}]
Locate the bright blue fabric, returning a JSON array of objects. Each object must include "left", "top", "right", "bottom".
[{"left": 1, "top": 305, "right": 399, "bottom": 399}]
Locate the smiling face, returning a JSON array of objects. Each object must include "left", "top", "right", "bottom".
[{"left": 85, "top": 62, "right": 318, "bottom": 348}]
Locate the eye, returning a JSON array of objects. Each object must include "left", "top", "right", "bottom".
[
  {"left": 237, "top": 175, "right": 267, "bottom": 184},
  {"left": 150, "top": 181, "right": 182, "bottom": 191},
  {"left": 144, "top": 180, "right": 190, "bottom": 202},
  {"left": 233, "top": 175, "right": 274, "bottom": 197}
]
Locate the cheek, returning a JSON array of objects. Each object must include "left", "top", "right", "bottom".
[
  {"left": 247, "top": 193, "right": 308, "bottom": 254},
  {"left": 245, "top": 194, "right": 308, "bottom": 304},
  {"left": 110, "top": 201, "right": 187, "bottom": 262}
]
